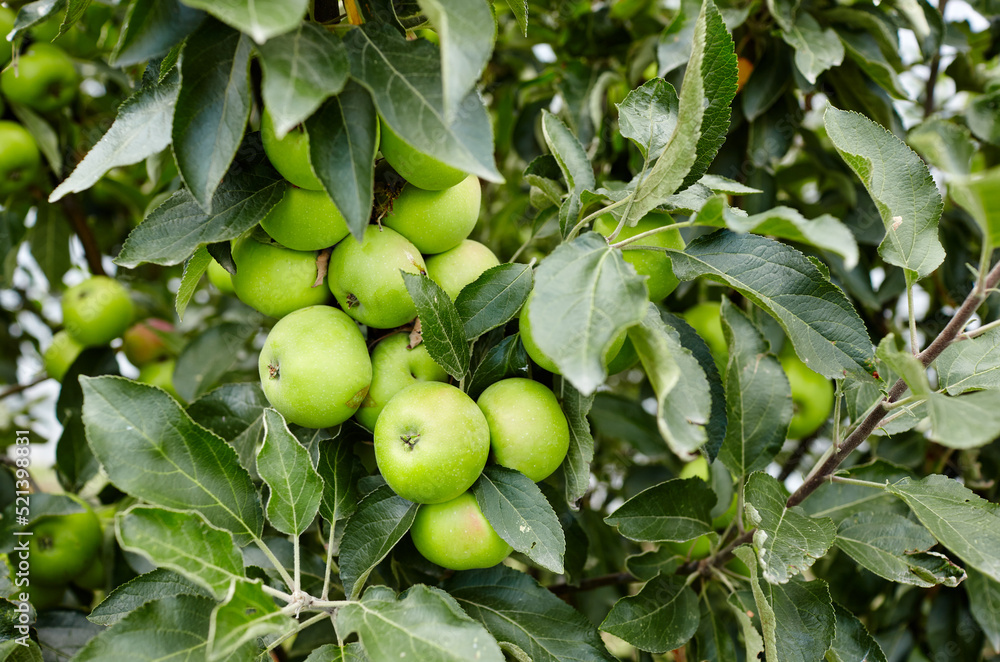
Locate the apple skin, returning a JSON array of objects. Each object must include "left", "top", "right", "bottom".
[
  {"left": 62, "top": 276, "right": 134, "bottom": 347},
  {"left": 667, "top": 535, "right": 711, "bottom": 560},
  {"left": 74, "top": 555, "right": 105, "bottom": 591},
  {"left": 43, "top": 330, "right": 84, "bottom": 381},
  {"left": 328, "top": 225, "right": 426, "bottom": 329},
  {"left": 682, "top": 302, "right": 727, "bottom": 370},
  {"left": 123, "top": 318, "right": 174, "bottom": 367},
  {"left": 29, "top": 501, "right": 102, "bottom": 586},
  {"left": 595, "top": 212, "right": 684, "bottom": 301},
  {"left": 261, "top": 108, "right": 324, "bottom": 190},
  {"left": 355, "top": 333, "right": 448, "bottom": 431},
  {"left": 138, "top": 358, "right": 181, "bottom": 401},
  {"left": 518, "top": 292, "right": 626, "bottom": 375},
  {"left": 231, "top": 233, "right": 328, "bottom": 318},
  {"left": 259, "top": 305, "right": 372, "bottom": 429},
  {"left": 424, "top": 240, "right": 500, "bottom": 301},
  {"left": 0, "top": 121, "right": 41, "bottom": 198},
  {"left": 207, "top": 260, "right": 235, "bottom": 294},
  {"left": 679, "top": 456, "right": 710, "bottom": 481},
  {"left": 259, "top": 186, "right": 350, "bottom": 251},
  {"left": 477, "top": 378, "right": 570, "bottom": 482},
  {"left": 780, "top": 351, "right": 834, "bottom": 440},
  {"left": 410, "top": 492, "right": 512, "bottom": 570},
  {"left": 23, "top": 582, "right": 66, "bottom": 610},
  {"left": 383, "top": 176, "right": 482, "bottom": 254},
  {"left": 606, "top": 337, "right": 639, "bottom": 374},
  {"left": 374, "top": 382, "right": 490, "bottom": 504},
  {"left": 0, "top": 8, "right": 14, "bottom": 67},
  {"left": 378, "top": 118, "right": 468, "bottom": 191},
  {"left": 0, "top": 43, "right": 79, "bottom": 112}
]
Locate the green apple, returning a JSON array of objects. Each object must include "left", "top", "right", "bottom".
[
  {"left": 667, "top": 535, "right": 711, "bottom": 560},
  {"left": 424, "top": 240, "right": 500, "bottom": 300},
  {"left": 261, "top": 108, "right": 323, "bottom": 190},
  {"left": 0, "top": 121, "right": 41, "bottom": 198},
  {"left": 518, "top": 292, "right": 626, "bottom": 374},
  {"left": 23, "top": 582, "right": 65, "bottom": 610},
  {"left": 138, "top": 358, "right": 181, "bottom": 401},
  {"left": 74, "top": 555, "right": 105, "bottom": 591},
  {"left": 259, "top": 305, "right": 372, "bottom": 429},
  {"left": 410, "top": 492, "right": 512, "bottom": 570},
  {"left": 679, "top": 456, "right": 710, "bottom": 481},
  {"left": 382, "top": 176, "right": 482, "bottom": 254},
  {"left": 682, "top": 302, "right": 727, "bottom": 369},
  {"left": 0, "top": 7, "right": 14, "bottom": 67},
  {"left": 374, "top": 382, "right": 490, "bottom": 504},
  {"left": 207, "top": 260, "right": 235, "bottom": 294},
  {"left": 780, "top": 351, "right": 834, "bottom": 439},
  {"left": 259, "top": 186, "right": 350, "bottom": 251},
  {"left": 713, "top": 493, "right": 739, "bottom": 530},
  {"left": 477, "top": 378, "right": 570, "bottom": 482},
  {"left": 231, "top": 232, "right": 328, "bottom": 318},
  {"left": 0, "top": 43, "right": 79, "bottom": 112},
  {"left": 594, "top": 211, "right": 684, "bottom": 301},
  {"left": 62, "top": 276, "right": 134, "bottom": 347},
  {"left": 606, "top": 337, "right": 639, "bottom": 374},
  {"left": 355, "top": 333, "right": 449, "bottom": 431},
  {"left": 122, "top": 318, "right": 174, "bottom": 367},
  {"left": 378, "top": 118, "right": 468, "bottom": 191},
  {"left": 29, "top": 500, "right": 102, "bottom": 586},
  {"left": 43, "top": 330, "right": 84, "bottom": 381},
  {"left": 328, "top": 225, "right": 426, "bottom": 329}
]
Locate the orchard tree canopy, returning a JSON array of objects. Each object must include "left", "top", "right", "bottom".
[{"left": 0, "top": 0, "right": 999, "bottom": 660}]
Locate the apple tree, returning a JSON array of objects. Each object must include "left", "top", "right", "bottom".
[{"left": 1, "top": 0, "right": 999, "bottom": 660}]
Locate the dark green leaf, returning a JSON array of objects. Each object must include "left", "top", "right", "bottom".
[
  {"left": 555, "top": 377, "right": 595, "bottom": 505},
  {"left": 455, "top": 263, "right": 532, "bottom": 340},
  {"left": 88, "top": 569, "right": 212, "bottom": 626},
  {"left": 826, "top": 603, "right": 888, "bottom": 662},
  {"left": 937, "top": 326, "right": 1000, "bottom": 394},
  {"left": 180, "top": 0, "right": 308, "bottom": 44},
  {"left": 316, "top": 437, "right": 362, "bottom": 527},
  {"left": 600, "top": 574, "right": 699, "bottom": 654},
  {"left": 208, "top": 580, "right": 294, "bottom": 661},
  {"left": 257, "top": 409, "right": 324, "bottom": 536},
  {"left": 504, "top": 0, "right": 527, "bottom": 36},
  {"left": 402, "top": 272, "right": 470, "bottom": 380},
  {"left": 111, "top": 0, "right": 205, "bottom": 67},
  {"left": 303, "top": 644, "right": 369, "bottom": 662},
  {"left": 173, "top": 322, "right": 254, "bottom": 401},
  {"left": 968, "top": 90, "right": 1000, "bottom": 145},
  {"left": 339, "top": 485, "right": 418, "bottom": 599},
  {"left": 466, "top": 334, "right": 529, "bottom": 400},
  {"left": 187, "top": 382, "right": 269, "bottom": 477},
  {"left": 967, "top": 569, "right": 1000, "bottom": 651},
  {"left": 8, "top": 102, "right": 61, "bottom": 175},
  {"left": 29, "top": 203, "right": 71, "bottom": 290},
  {"left": 175, "top": 244, "right": 212, "bottom": 320},
  {"left": 781, "top": 13, "right": 844, "bottom": 83},
  {"left": 540, "top": 110, "right": 593, "bottom": 237},
  {"left": 605, "top": 477, "right": 715, "bottom": 542}
]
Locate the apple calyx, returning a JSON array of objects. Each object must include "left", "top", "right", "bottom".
[
  {"left": 400, "top": 432, "right": 420, "bottom": 449},
  {"left": 346, "top": 293, "right": 359, "bottom": 308},
  {"left": 267, "top": 361, "right": 279, "bottom": 380}
]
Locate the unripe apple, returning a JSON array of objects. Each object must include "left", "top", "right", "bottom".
[
  {"left": 374, "top": 382, "right": 490, "bottom": 504},
  {"left": 410, "top": 492, "right": 512, "bottom": 570},
  {"left": 43, "top": 330, "right": 84, "bottom": 381},
  {"left": 231, "top": 232, "right": 328, "bottom": 318},
  {"left": 518, "top": 292, "right": 626, "bottom": 374},
  {"left": 355, "top": 333, "right": 449, "bottom": 431},
  {"left": 682, "top": 302, "right": 727, "bottom": 370},
  {"left": 667, "top": 535, "right": 712, "bottom": 560},
  {"left": 679, "top": 456, "right": 710, "bottom": 481},
  {"left": 606, "top": 337, "right": 639, "bottom": 374},
  {"left": 0, "top": 121, "right": 41, "bottom": 198},
  {"left": 378, "top": 118, "right": 468, "bottom": 191},
  {"left": 259, "top": 305, "right": 372, "bottom": 429},
  {"left": 594, "top": 211, "right": 684, "bottom": 302},
  {"left": 327, "top": 225, "right": 426, "bottom": 329},
  {"left": 259, "top": 187, "right": 350, "bottom": 251},
  {"left": 261, "top": 108, "right": 323, "bottom": 190},
  {"left": 29, "top": 498, "right": 102, "bottom": 586},
  {"left": 207, "top": 260, "right": 235, "bottom": 294},
  {"left": 62, "top": 276, "right": 134, "bottom": 347},
  {"left": 780, "top": 351, "right": 834, "bottom": 440},
  {"left": 424, "top": 240, "right": 500, "bottom": 300},
  {"left": 74, "top": 555, "right": 106, "bottom": 591},
  {"left": 122, "top": 318, "right": 174, "bottom": 367},
  {"left": 477, "top": 378, "right": 570, "bottom": 482},
  {"left": 23, "top": 582, "right": 65, "bottom": 610},
  {"left": 0, "top": 43, "right": 79, "bottom": 112},
  {"left": 383, "top": 176, "right": 482, "bottom": 254},
  {"left": 138, "top": 358, "right": 181, "bottom": 401},
  {"left": 0, "top": 8, "right": 14, "bottom": 67}
]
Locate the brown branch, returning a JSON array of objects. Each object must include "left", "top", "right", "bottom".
[
  {"left": 777, "top": 432, "right": 817, "bottom": 481},
  {"left": 0, "top": 375, "right": 49, "bottom": 401},
  {"left": 923, "top": 0, "right": 950, "bottom": 118},
  {"left": 61, "top": 195, "right": 106, "bottom": 276},
  {"left": 548, "top": 571, "right": 635, "bottom": 595}
]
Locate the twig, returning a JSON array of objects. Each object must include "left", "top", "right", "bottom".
[
  {"left": 776, "top": 433, "right": 816, "bottom": 481},
  {"left": 0, "top": 375, "right": 49, "bottom": 401},
  {"left": 547, "top": 571, "right": 635, "bottom": 594},
  {"left": 61, "top": 195, "right": 106, "bottom": 277}
]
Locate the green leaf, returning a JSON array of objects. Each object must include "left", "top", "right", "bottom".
[
  {"left": 666, "top": 230, "right": 875, "bottom": 380},
  {"left": 886, "top": 475, "right": 1000, "bottom": 583},
  {"left": 8, "top": 102, "right": 61, "bottom": 176},
  {"left": 187, "top": 382, "right": 269, "bottom": 477},
  {"left": 344, "top": 22, "right": 502, "bottom": 183},
  {"left": 336, "top": 585, "right": 504, "bottom": 662},
  {"left": 175, "top": 245, "right": 212, "bottom": 320},
  {"left": 835, "top": 511, "right": 964, "bottom": 587},
  {"left": 116, "top": 142, "right": 286, "bottom": 267},
  {"left": 601, "top": 575, "right": 699, "bottom": 654},
  {"left": 111, "top": 0, "right": 205, "bottom": 67},
  {"left": 529, "top": 232, "right": 648, "bottom": 395},
  {"left": 781, "top": 13, "right": 844, "bottom": 83},
  {"left": 617, "top": 77, "right": 679, "bottom": 161},
  {"left": 418, "top": 0, "right": 496, "bottom": 120},
  {"left": 9, "top": 0, "right": 65, "bottom": 44},
  {"left": 875, "top": 333, "right": 929, "bottom": 395},
  {"left": 473, "top": 466, "right": 565, "bottom": 573},
  {"left": 88, "top": 569, "right": 213, "bottom": 626},
  {"left": 257, "top": 409, "right": 324, "bottom": 536},
  {"left": 605, "top": 477, "right": 715, "bottom": 542},
  {"left": 257, "top": 23, "right": 349, "bottom": 138},
  {"left": 907, "top": 119, "right": 975, "bottom": 176},
  {"left": 745, "top": 472, "right": 836, "bottom": 584},
  {"left": 173, "top": 322, "right": 254, "bottom": 401},
  {"left": 540, "top": 110, "right": 594, "bottom": 237},
  {"left": 950, "top": 167, "right": 1000, "bottom": 251},
  {"left": 968, "top": 90, "right": 1000, "bottom": 146},
  {"left": 967, "top": 569, "right": 1000, "bottom": 651},
  {"left": 208, "top": 580, "right": 295, "bottom": 661},
  {"left": 81, "top": 376, "right": 264, "bottom": 544},
  {"left": 728, "top": 591, "right": 766, "bottom": 662},
  {"left": 50, "top": 66, "right": 179, "bottom": 201},
  {"left": 316, "top": 436, "right": 362, "bottom": 527},
  {"left": 455, "top": 263, "right": 532, "bottom": 340},
  {"left": 838, "top": 30, "right": 908, "bottom": 99},
  {"left": 693, "top": 587, "right": 738, "bottom": 661},
  {"left": 802, "top": 460, "right": 912, "bottom": 522},
  {"left": 444, "top": 565, "right": 615, "bottom": 662},
  {"left": 116, "top": 505, "right": 245, "bottom": 600},
  {"left": 339, "top": 485, "right": 418, "bottom": 599},
  {"left": 717, "top": 299, "right": 792, "bottom": 477},
  {"left": 555, "top": 377, "right": 595, "bottom": 505},
  {"left": 304, "top": 644, "right": 369, "bottom": 662},
  {"left": 735, "top": 546, "right": 836, "bottom": 662},
  {"left": 629, "top": 303, "right": 712, "bottom": 458},
  {"left": 693, "top": 196, "right": 859, "bottom": 269},
  {"left": 402, "top": 272, "right": 470, "bottom": 380},
  {"left": 504, "top": 0, "right": 527, "bottom": 36},
  {"left": 466, "top": 334, "right": 529, "bottom": 400},
  {"left": 656, "top": 0, "right": 699, "bottom": 75},
  {"left": 826, "top": 603, "right": 888, "bottom": 662},
  {"left": 925, "top": 390, "right": 1000, "bottom": 449},
  {"left": 180, "top": 0, "right": 307, "bottom": 44},
  {"left": 27, "top": 203, "right": 71, "bottom": 290},
  {"left": 824, "top": 107, "right": 944, "bottom": 281},
  {"left": 172, "top": 20, "right": 253, "bottom": 211},
  {"left": 307, "top": 83, "right": 379, "bottom": 242}
]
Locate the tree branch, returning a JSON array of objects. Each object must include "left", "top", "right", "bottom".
[
  {"left": 548, "top": 571, "right": 635, "bottom": 595},
  {"left": 61, "top": 195, "right": 106, "bottom": 276},
  {"left": 0, "top": 375, "right": 49, "bottom": 401},
  {"left": 777, "top": 432, "right": 817, "bottom": 481}
]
